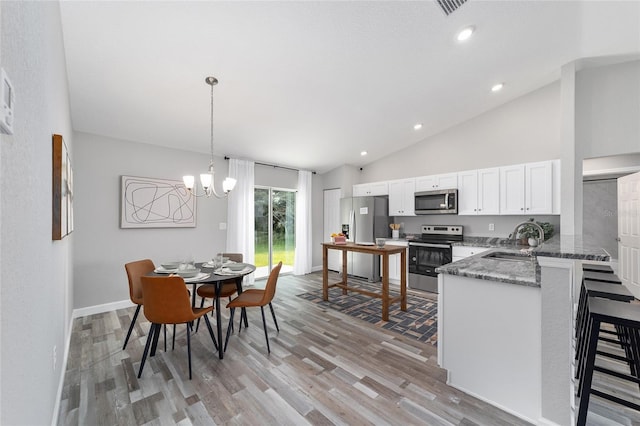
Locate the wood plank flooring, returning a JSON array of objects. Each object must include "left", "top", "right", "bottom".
[{"left": 57, "top": 271, "right": 639, "bottom": 425}]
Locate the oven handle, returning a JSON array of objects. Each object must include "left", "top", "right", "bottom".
[{"left": 409, "top": 242, "right": 451, "bottom": 249}]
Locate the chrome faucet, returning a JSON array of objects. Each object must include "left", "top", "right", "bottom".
[{"left": 509, "top": 220, "right": 545, "bottom": 245}]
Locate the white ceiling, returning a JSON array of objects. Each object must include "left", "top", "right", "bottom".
[{"left": 59, "top": 1, "right": 640, "bottom": 173}]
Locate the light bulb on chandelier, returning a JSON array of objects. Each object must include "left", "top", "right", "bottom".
[{"left": 183, "top": 76, "right": 237, "bottom": 198}]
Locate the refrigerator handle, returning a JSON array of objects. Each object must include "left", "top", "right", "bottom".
[{"left": 349, "top": 210, "right": 355, "bottom": 242}]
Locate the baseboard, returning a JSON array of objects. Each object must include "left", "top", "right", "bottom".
[
  {"left": 72, "top": 299, "right": 133, "bottom": 319},
  {"left": 311, "top": 265, "right": 323, "bottom": 272}
]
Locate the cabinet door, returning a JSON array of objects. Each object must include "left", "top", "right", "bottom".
[
  {"left": 525, "top": 161, "right": 553, "bottom": 214},
  {"left": 477, "top": 168, "right": 500, "bottom": 215},
  {"left": 388, "top": 179, "right": 415, "bottom": 216},
  {"left": 415, "top": 175, "right": 437, "bottom": 192},
  {"left": 500, "top": 165, "right": 525, "bottom": 214},
  {"left": 353, "top": 184, "right": 369, "bottom": 197},
  {"left": 368, "top": 182, "right": 389, "bottom": 196},
  {"left": 437, "top": 173, "right": 458, "bottom": 189},
  {"left": 388, "top": 180, "right": 404, "bottom": 215},
  {"left": 457, "top": 170, "right": 478, "bottom": 215}
]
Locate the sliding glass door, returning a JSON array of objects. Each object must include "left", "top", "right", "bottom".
[{"left": 254, "top": 186, "right": 295, "bottom": 279}]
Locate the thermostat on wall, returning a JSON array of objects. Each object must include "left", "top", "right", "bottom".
[{"left": 0, "top": 68, "right": 14, "bottom": 135}]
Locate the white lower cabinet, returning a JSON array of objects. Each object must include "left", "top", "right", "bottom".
[
  {"left": 383, "top": 240, "right": 408, "bottom": 283},
  {"left": 452, "top": 246, "right": 489, "bottom": 262}
]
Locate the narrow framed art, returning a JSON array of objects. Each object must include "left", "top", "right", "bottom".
[
  {"left": 52, "top": 134, "right": 74, "bottom": 240},
  {"left": 120, "top": 175, "right": 196, "bottom": 228}
]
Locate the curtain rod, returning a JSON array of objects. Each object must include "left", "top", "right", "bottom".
[{"left": 224, "top": 156, "right": 316, "bottom": 174}]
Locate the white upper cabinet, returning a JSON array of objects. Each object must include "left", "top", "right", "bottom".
[
  {"left": 500, "top": 161, "right": 553, "bottom": 215},
  {"left": 353, "top": 181, "right": 388, "bottom": 197},
  {"left": 458, "top": 168, "right": 500, "bottom": 215},
  {"left": 388, "top": 178, "right": 415, "bottom": 216},
  {"left": 457, "top": 171, "right": 479, "bottom": 215},
  {"left": 415, "top": 173, "right": 458, "bottom": 192}
]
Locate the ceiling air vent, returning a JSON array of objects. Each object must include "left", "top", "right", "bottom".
[{"left": 436, "top": 0, "right": 468, "bottom": 16}]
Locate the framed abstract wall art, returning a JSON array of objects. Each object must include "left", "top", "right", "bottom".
[{"left": 120, "top": 175, "right": 196, "bottom": 228}]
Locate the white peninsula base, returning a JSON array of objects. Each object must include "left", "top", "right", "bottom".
[{"left": 438, "top": 274, "right": 542, "bottom": 424}]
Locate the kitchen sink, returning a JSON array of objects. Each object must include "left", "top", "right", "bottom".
[{"left": 482, "top": 252, "right": 534, "bottom": 262}]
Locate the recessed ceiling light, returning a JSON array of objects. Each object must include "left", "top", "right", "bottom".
[
  {"left": 414, "top": 123, "right": 423, "bottom": 130},
  {"left": 360, "top": 151, "right": 368, "bottom": 156},
  {"left": 491, "top": 83, "right": 504, "bottom": 92},
  {"left": 456, "top": 26, "right": 475, "bottom": 42}
]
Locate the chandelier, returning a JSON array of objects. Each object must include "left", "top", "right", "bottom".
[{"left": 183, "top": 76, "right": 236, "bottom": 198}]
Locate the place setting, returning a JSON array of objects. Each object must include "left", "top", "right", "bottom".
[{"left": 201, "top": 254, "right": 252, "bottom": 276}]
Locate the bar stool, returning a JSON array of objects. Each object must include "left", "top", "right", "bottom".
[
  {"left": 576, "top": 298, "right": 640, "bottom": 426},
  {"left": 582, "top": 270, "right": 622, "bottom": 284},
  {"left": 575, "top": 280, "right": 635, "bottom": 378},
  {"left": 582, "top": 263, "right": 614, "bottom": 274}
]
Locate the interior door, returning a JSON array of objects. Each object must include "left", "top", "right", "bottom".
[
  {"left": 323, "top": 189, "right": 342, "bottom": 271},
  {"left": 618, "top": 171, "right": 640, "bottom": 297}
]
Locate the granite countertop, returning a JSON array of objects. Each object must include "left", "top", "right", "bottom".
[{"left": 437, "top": 234, "right": 610, "bottom": 287}]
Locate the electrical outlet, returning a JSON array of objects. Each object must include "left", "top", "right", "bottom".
[
  {"left": 489, "top": 223, "right": 495, "bottom": 231},
  {"left": 53, "top": 345, "right": 57, "bottom": 371}
]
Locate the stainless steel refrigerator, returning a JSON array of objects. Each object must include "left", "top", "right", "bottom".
[{"left": 340, "top": 196, "right": 391, "bottom": 282}]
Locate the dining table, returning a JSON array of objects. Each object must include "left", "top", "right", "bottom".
[{"left": 151, "top": 261, "right": 256, "bottom": 359}]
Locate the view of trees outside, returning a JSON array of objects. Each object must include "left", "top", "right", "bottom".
[{"left": 254, "top": 187, "right": 296, "bottom": 271}]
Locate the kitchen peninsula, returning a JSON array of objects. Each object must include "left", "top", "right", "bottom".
[{"left": 437, "top": 235, "right": 610, "bottom": 425}]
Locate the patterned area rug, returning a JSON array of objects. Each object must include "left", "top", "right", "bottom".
[{"left": 297, "top": 281, "right": 438, "bottom": 345}]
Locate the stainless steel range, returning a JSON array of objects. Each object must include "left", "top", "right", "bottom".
[{"left": 408, "top": 225, "right": 463, "bottom": 293}]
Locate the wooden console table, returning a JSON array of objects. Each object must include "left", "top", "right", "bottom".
[{"left": 321, "top": 242, "right": 407, "bottom": 321}]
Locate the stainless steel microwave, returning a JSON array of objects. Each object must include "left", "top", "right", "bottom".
[{"left": 414, "top": 189, "right": 458, "bottom": 214}]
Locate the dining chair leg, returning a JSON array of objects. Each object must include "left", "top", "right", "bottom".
[
  {"left": 150, "top": 322, "right": 162, "bottom": 357},
  {"left": 269, "top": 302, "right": 280, "bottom": 333},
  {"left": 203, "top": 314, "right": 219, "bottom": 351},
  {"left": 261, "top": 306, "right": 271, "bottom": 354},
  {"left": 228, "top": 297, "right": 234, "bottom": 333},
  {"left": 172, "top": 324, "right": 176, "bottom": 350},
  {"left": 224, "top": 308, "right": 236, "bottom": 353},
  {"left": 195, "top": 297, "right": 206, "bottom": 333},
  {"left": 164, "top": 324, "right": 167, "bottom": 352},
  {"left": 186, "top": 322, "right": 192, "bottom": 380},
  {"left": 123, "top": 304, "right": 141, "bottom": 350},
  {"left": 138, "top": 323, "right": 158, "bottom": 378}
]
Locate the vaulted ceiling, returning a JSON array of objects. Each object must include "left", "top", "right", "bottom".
[{"left": 59, "top": 1, "right": 640, "bottom": 173}]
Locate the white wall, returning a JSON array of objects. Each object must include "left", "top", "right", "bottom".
[
  {"left": 359, "top": 82, "right": 562, "bottom": 182},
  {"left": 576, "top": 60, "right": 640, "bottom": 159},
  {"left": 0, "top": 2, "right": 74, "bottom": 424},
  {"left": 73, "top": 132, "right": 232, "bottom": 309}
]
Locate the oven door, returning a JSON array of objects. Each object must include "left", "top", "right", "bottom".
[{"left": 409, "top": 242, "right": 452, "bottom": 292}]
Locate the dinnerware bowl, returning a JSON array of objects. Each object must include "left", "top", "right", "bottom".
[
  {"left": 161, "top": 261, "right": 181, "bottom": 269},
  {"left": 226, "top": 263, "right": 245, "bottom": 271},
  {"left": 176, "top": 268, "right": 200, "bottom": 278},
  {"left": 376, "top": 238, "right": 386, "bottom": 248}
]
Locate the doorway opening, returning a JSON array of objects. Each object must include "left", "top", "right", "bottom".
[{"left": 254, "top": 186, "right": 295, "bottom": 279}]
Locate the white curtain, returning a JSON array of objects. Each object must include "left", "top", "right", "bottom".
[
  {"left": 226, "top": 159, "right": 255, "bottom": 285},
  {"left": 294, "top": 170, "right": 313, "bottom": 275}
]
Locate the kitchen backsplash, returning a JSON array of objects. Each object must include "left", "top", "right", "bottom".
[{"left": 395, "top": 215, "right": 561, "bottom": 239}]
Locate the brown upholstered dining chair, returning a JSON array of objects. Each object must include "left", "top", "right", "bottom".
[
  {"left": 224, "top": 261, "right": 282, "bottom": 354},
  {"left": 195, "top": 253, "right": 243, "bottom": 332},
  {"left": 123, "top": 259, "right": 155, "bottom": 350},
  {"left": 138, "top": 275, "right": 218, "bottom": 380}
]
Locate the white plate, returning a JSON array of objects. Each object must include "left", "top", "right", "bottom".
[
  {"left": 183, "top": 272, "right": 211, "bottom": 283},
  {"left": 356, "top": 242, "right": 375, "bottom": 246},
  {"left": 215, "top": 267, "right": 250, "bottom": 276},
  {"left": 154, "top": 266, "right": 177, "bottom": 274}
]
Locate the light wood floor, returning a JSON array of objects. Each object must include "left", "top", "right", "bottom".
[{"left": 57, "top": 272, "right": 639, "bottom": 425}]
